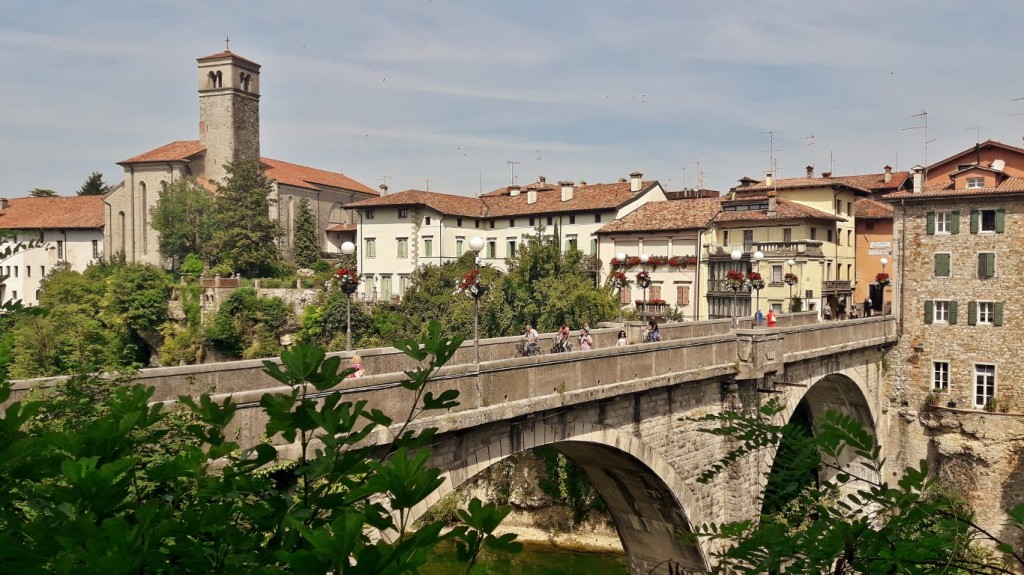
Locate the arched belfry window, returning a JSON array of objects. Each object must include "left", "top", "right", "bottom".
[
  {"left": 208, "top": 70, "right": 223, "bottom": 88},
  {"left": 240, "top": 72, "right": 251, "bottom": 91}
]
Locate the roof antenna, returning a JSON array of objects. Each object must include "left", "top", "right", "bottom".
[
  {"left": 902, "top": 110, "right": 934, "bottom": 179},
  {"left": 533, "top": 150, "right": 543, "bottom": 181},
  {"left": 506, "top": 160, "right": 521, "bottom": 186},
  {"left": 966, "top": 126, "right": 980, "bottom": 144},
  {"left": 760, "top": 131, "right": 777, "bottom": 175},
  {"left": 805, "top": 134, "right": 815, "bottom": 174},
  {"left": 693, "top": 158, "right": 705, "bottom": 190},
  {"left": 423, "top": 178, "right": 432, "bottom": 192}
]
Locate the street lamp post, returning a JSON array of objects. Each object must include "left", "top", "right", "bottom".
[
  {"left": 879, "top": 257, "right": 888, "bottom": 316},
  {"left": 787, "top": 258, "right": 796, "bottom": 309},
  {"left": 639, "top": 253, "right": 650, "bottom": 323},
  {"left": 615, "top": 252, "right": 627, "bottom": 323},
  {"left": 752, "top": 250, "right": 764, "bottom": 324},
  {"left": 469, "top": 237, "right": 485, "bottom": 363},
  {"left": 731, "top": 249, "right": 743, "bottom": 327},
  {"left": 341, "top": 241, "right": 357, "bottom": 351}
]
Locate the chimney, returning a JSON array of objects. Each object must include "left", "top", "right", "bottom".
[
  {"left": 767, "top": 190, "right": 777, "bottom": 214},
  {"left": 579, "top": 180, "right": 586, "bottom": 186},
  {"left": 0, "top": 198, "right": 8, "bottom": 209},
  {"left": 378, "top": 183, "right": 388, "bottom": 195},
  {"left": 883, "top": 165, "right": 893, "bottom": 183},
  {"left": 630, "top": 171, "right": 643, "bottom": 192},
  {"left": 912, "top": 165, "right": 924, "bottom": 194},
  {"left": 765, "top": 172, "right": 773, "bottom": 187},
  {"left": 527, "top": 189, "right": 537, "bottom": 204},
  {"left": 559, "top": 180, "right": 574, "bottom": 202},
  {"left": 821, "top": 171, "right": 832, "bottom": 179},
  {"left": 509, "top": 185, "right": 521, "bottom": 197},
  {"left": 539, "top": 176, "right": 546, "bottom": 183},
  {"left": 806, "top": 165, "right": 814, "bottom": 178}
]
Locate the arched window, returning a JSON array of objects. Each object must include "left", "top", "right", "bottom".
[
  {"left": 240, "top": 72, "right": 251, "bottom": 91},
  {"left": 328, "top": 202, "right": 344, "bottom": 223},
  {"left": 140, "top": 181, "right": 148, "bottom": 254},
  {"left": 118, "top": 210, "right": 126, "bottom": 255}
]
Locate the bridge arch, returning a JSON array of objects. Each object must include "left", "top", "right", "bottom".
[{"left": 414, "top": 419, "right": 712, "bottom": 575}]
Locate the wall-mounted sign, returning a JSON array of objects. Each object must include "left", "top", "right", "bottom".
[{"left": 869, "top": 241, "right": 891, "bottom": 249}]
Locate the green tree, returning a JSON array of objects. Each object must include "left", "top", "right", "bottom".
[
  {"left": 204, "top": 287, "right": 292, "bottom": 358},
  {"left": 150, "top": 177, "right": 215, "bottom": 264},
  {"left": 99, "top": 263, "right": 172, "bottom": 335},
  {"left": 209, "top": 161, "right": 281, "bottom": 276},
  {"left": 28, "top": 188, "right": 57, "bottom": 197},
  {"left": 0, "top": 325, "right": 521, "bottom": 573},
  {"left": 77, "top": 171, "right": 110, "bottom": 196},
  {"left": 689, "top": 398, "right": 1024, "bottom": 574},
  {"left": 293, "top": 197, "right": 320, "bottom": 268}
]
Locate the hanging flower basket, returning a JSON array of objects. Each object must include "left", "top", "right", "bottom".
[
  {"left": 783, "top": 272, "right": 799, "bottom": 286},
  {"left": 333, "top": 267, "right": 359, "bottom": 294},
  {"left": 610, "top": 271, "right": 632, "bottom": 290},
  {"left": 725, "top": 269, "right": 746, "bottom": 291},
  {"left": 635, "top": 270, "right": 652, "bottom": 289},
  {"left": 747, "top": 271, "right": 766, "bottom": 291},
  {"left": 874, "top": 272, "right": 891, "bottom": 287},
  {"left": 455, "top": 268, "right": 488, "bottom": 299}
]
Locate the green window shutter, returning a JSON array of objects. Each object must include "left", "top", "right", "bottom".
[
  {"left": 970, "top": 209, "right": 980, "bottom": 233},
  {"left": 926, "top": 211, "right": 935, "bottom": 234},
  {"left": 924, "top": 300, "right": 933, "bottom": 324},
  {"left": 949, "top": 301, "right": 958, "bottom": 324},
  {"left": 934, "top": 253, "right": 950, "bottom": 277},
  {"left": 951, "top": 210, "right": 960, "bottom": 234},
  {"left": 978, "top": 253, "right": 995, "bottom": 278},
  {"left": 996, "top": 208, "right": 1006, "bottom": 233},
  {"left": 968, "top": 301, "right": 977, "bottom": 325},
  {"left": 994, "top": 302, "right": 1004, "bottom": 326}
]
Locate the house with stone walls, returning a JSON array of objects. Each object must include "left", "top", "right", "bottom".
[
  {"left": 343, "top": 174, "right": 666, "bottom": 301},
  {"left": 884, "top": 159, "right": 1024, "bottom": 411},
  {"left": 104, "top": 50, "right": 377, "bottom": 268},
  {"left": 0, "top": 195, "right": 104, "bottom": 306}
]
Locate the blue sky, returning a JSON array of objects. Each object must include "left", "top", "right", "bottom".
[{"left": 3, "top": 1, "right": 1024, "bottom": 197}]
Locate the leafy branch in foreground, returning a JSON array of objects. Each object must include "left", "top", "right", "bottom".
[
  {"left": 0, "top": 320, "right": 519, "bottom": 573},
  {"left": 686, "top": 397, "right": 1024, "bottom": 574}
]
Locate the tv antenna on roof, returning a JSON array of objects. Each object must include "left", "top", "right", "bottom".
[
  {"left": 760, "top": 131, "right": 777, "bottom": 175},
  {"left": 693, "top": 158, "right": 706, "bottom": 190},
  {"left": 966, "top": 126, "right": 981, "bottom": 144},
  {"left": 902, "top": 110, "right": 934, "bottom": 179},
  {"left": 533, "top": 150, "right": 542, "bottom": 181},
  {"left": 423, "top": 178, "right": 432, "bottom": 192},
  {"left": 805, "top": 134, "right": 815, "bottom": 173},
  {"left": 506, "top": 160, "right": 521, "bottom": 186}
]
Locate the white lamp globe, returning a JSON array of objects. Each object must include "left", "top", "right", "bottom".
[
  {"left": 753, "top": 250, "right": 764, "bottom": 261},
  {"left": 880, "top": 258, "right": 888, "bottom": 266},
  {"left": 639, "top": 254, "right": 650, "bottom": 264},
  {"left": 787, "top": 258, "right": 795, "bottom": 266},
  {"left": 616, "top": 252, "right": 626, "bottom": 262},
  {"left": 469, "top": 236, "right": 485, "bottom": 253},
  {"left": 341, "top": 241, "right": 355, "bottom": 255},
  {"left": 730, "top": 249, "right": 743, "bottom": 261}
]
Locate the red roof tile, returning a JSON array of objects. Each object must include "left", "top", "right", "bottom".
[
  {"left": 597, "top": 199, "right": 721, "bottom": 233},
  {"left": 884, "top": 177, "right": 1024, "bottom": 200},
  {"left": 260, "top": 158, "right": 376, "bottom": 195},
  {"left": 482, "top": 180, "right": 658, "bottom": 217},
  {"left": 119, "top": 140, "right": 206, "bottom": 164},
  {"left": 716, "top": 197, "right": 845, "bottom": 223},
  {"left": 854, "top": 198, "right": 893, "bottom": 219},
  {"left": 196, "top": 50, "right": 261, "bottom": 69},
  {"left": 927, "top": 139, "right": 1024, "bottom": 171},
  {"left": 827, "top": 171, "right": 910, "bottom": 193},
  {"left": 731, "top": 176, "right": 871, "bottom": 195},
  {"left": 0, "top": 196, "right": 105, "bottom": 229},
  {"left": 345, "top": 189, "right": 485, "bottom": 218}
]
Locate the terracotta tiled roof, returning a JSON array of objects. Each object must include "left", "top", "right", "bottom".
[
  {"left": 119, "top": 140, "right": 206, "bottom": 164},
  {"left": 345, "top": 189, "right": 485, "bottom": 218},
  {"left": 0, "top": 196, "right": 105, "bottom": 229},
  {"left": 855, "top": 198, "right": 893, "bottom": 220},
  {"left": 196, "top": 50, "right": 260, "bottom": 68},
  {"left": 927, "top": 139, "right": 1024, "bottom": 171},
  {"left": 884, "top": 177, "right": 1024, "bottom": 200},
  {"left": 597, "top": 199, "right": 721, "bottom": 233},
  {"left": 260, "top": 158, "right": 376, "bottom": 195},
  {"left": 731, "top": 177, "right": 871, "bottom": 195},
  {"left": 326, "top": 223, "right": 357, "bottom": 232},
  {"left": 716, "top": 197, "right": 845, "bottom": 223},
  {"left": 480, "top": 179, "right": 559, "bottom": 197},
  {"left": 827, "top": 171, "right": 910, "bottom": 193},
  {"left": 482, "top": 180, "right": 658, "bottom": 217}
]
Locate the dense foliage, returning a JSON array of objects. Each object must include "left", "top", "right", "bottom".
[
  {"left": 150, "top": 177, "right": 215, "bottom": 264},
  {"left": 208, "top": 161, "right": 282, "bottom": 276},
  {"left": 77, "top": 171, "right": 111, "bottom": 196},
  {"left": 292, "top": 197, "right": 320, "bottom": 269},
  {"left": 204, "top": 287, "right": 292, "bottom": 359},
  {"left": 0, "top": 324, "right": 520, "bottom": 573}
]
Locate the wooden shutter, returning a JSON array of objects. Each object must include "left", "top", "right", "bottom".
[
  {"left": 993, "top": 302, "right": 1004, "bottom": 326},
  {"left": 649, "top": 285, "right": 661, "bottom": 300},
  {"left": 677, "top": 285, "right": 690, "bottom": 306},
  {"left": 926, "top": 212, "right": 935, "bottom": 234},
  {"left": 970, "top": 209, "right": 980, "bottom": 233},
  {"left": 949, "top": 301, "right": 958, "bottom": 325},
  {"left": 620, "top": 286, "right": 631, "bottom": 304},
  {"left": 924, "top": 300, "right": 933, "bottom": 324},
  {"left": 934, "top": 253, "right": 950, "bottom": 277},
  {"left": 968, "top": 301, "right": 977, "bottom": 325},
  {"left": 996, "top": 208, "right": 1006, "bottom": 233},
  {"left": 981, "top": 253, "right": 996, "bottom": 278},
  {"left": 951, "top": 211, "right": 960, "bottom": 234}
]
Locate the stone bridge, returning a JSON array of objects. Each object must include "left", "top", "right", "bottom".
[{"left": 10, "top": 313, "right": 898, "bottom": 574}]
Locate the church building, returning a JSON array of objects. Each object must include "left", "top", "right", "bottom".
[{"left": 104, "top": 49, "right": 377, "bottom": 266}]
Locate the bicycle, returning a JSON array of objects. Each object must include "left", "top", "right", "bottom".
[
  {"left": 551, "top": 338, "right": 573, "bottom": 354},
  {"left": 514, "top": 341, "right": 542, "bottom": 358}
]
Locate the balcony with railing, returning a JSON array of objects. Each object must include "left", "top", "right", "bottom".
[
  {"left": 635, "top": 300, "right": 668, "bottom": 317},
  {"left": 706, "top": 241, "right": 825, "bottom": 259}
]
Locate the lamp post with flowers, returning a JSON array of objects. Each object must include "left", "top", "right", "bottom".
[
  {"left": 876, "top": 257, "right": 890, "bottom": 316},
  {"left": 467, "top": 237, "right": 486, "bottom": 363},
  {"left": 750, "top": 250, "right": 765, "bottom": 324},
  {"left": 784, "top": 258, "right": 799, "bottom": 312},
  {"left": 610, "top": 270, "right": 632, "bottom": 324},
  {"left": 636, "top": 268, "right": 652, "bottom": 323},
  {"left": 729, "top": 249, "right": 744, "bottom": 327},
  {"left": 339, "top": 241, "right": 358, "bottom": 351}
]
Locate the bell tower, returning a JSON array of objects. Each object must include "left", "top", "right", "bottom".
[{"left": 196, "top": 48, "right": 261, "bottom": 183}]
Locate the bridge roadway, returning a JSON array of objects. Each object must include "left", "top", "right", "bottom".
[{"left": 10, "top": 312, "right": 898, "bottom": 575}]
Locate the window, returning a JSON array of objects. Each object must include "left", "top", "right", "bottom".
[
  {"left": 38, "top": 231, "right": 44, "bottom": 242},
  {"left": 934, "top": 253, "right": 950, "bottom": 277},
  {"left": 649, "top": 285, "right": 661, "bottom": 300},
  {"left": 676, "top": 284, "right": 690, "bottom": 306},
  {"left": 26, "top": 266, "right": 30, "bottom": 278},
  {"left": 455, "top": 237, "right": 464, "bottom": 255},
  {"left": 509, "top": 219, "right": 515, "bottom": 227},
  {"left": 529, "top": 217, "right": 535, "bottom": 226},
  {"left": 507, "top": 238, "right": 517, "bottom": 258},
  {"left": 380, "top": 276, "right": 392, "bottom": 300},
  {"left": 978, "top": 252, "right": 996, "bottom": 278},
  {"left": 865, "top": 221, "right": 875, "bottom": 231},
  {"left": 489, "top": 220, "right": 495, "bottom": 229},
  {"left": 486, "top": 240, "right": 496, "bottom": 259},
  {"left": 846, "top": 230, "right": 852, "bottom": 247},
  {"left": 932, "top": 361, "right": 950, "bottom": 392},
  {"left": 398, "top": 208, "right": 408, "bottom": 218},
  {"left": 846, "top": 202, "right": 852, "bottom": 216},
  {"left": 968, "top": 301, "right": 1003, "bottom": 326},
  {"left": 397, "top": 238, "right": 408, "bottom": 258},
  {"left": 40, "top": 266, "right": 45, "bottom": 277},
  {"left": 742, "top": 230, "right": 753, "bottom": 248},
  {"left": 569, "top": 215, "right": 576, "bottom": 224},
  {"left": 547, "top": 217, "right": 553, "bottom": 226},
  {"left": 967, "top": 177, "right": 985, "bottom": 189},
  {"left": 971, "top": 208, "right": 1004, "bottom": 233},
  {"left": 457, "top": 218, "right": 463, "bottom": 227},
  {"left": 57, "top": 241, "right": 65, "bottom": 260},
  {"left": 595, "top": 213, "right": 602, "bottom": 223},
  {"left": 924, "top": 300, "right": 957, "bottom": 325},
  {"left": 475, "top": 220, "right": 480, "bottom": 228},
  {"left": 783, "top": 228, "right": 792, "bottom": 242},
  {"left": 619, "top": 286, "right": 632, "bottom": 304},
  {"left": 835, "top": 199, "right": 842, "bottom": 214},
  {"left": 566, "top": 235, "right": 578, "bottom": 251},
  {"left": 771, "top": 265, "right": 783, "bottom": 283},
  {"left": 934, "top": 211, "right": 951, "bottom": 234},
  {"left": 974, "top": 364, "right": 996, "bottom": 408},
  {"left": 826, "top": 229, "right": 833, "bottom": 243},
  {"left": 92, "top": 240, "right": 100, "bottom": 258},
  {"left": 810, "top": 228, "right": 817, "bottom": 240},
  {"left": 722, "top": 230, "right": 729, "bottom": 245},
  {"left": 590, "top": 238, "right": 598, "bottom": 255},
  {"left": 365, "top": 210, "right": 375, "bottom": 220},
  {"left": 13, "top": 267, "right": 17, "bottom": 278},
  {"left": 423, "top": 237, "right": 433, "bottom": 257},
  {"left": 399, "top": 275, "right": 411, "bottom": 296},
  {"left": 425, "top": 216, "right": 432, "bottom": 225},
  {"left": 365, "top": 238, "right": 376, "bottom": 258}
]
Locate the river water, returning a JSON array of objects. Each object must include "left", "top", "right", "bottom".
[{"left": 422, "top": 541, "right": 628, "bottom": 574}]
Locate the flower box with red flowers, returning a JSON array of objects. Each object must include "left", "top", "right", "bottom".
[
  {"left": 747, "top": 271, "right": 766, "bottom": 291},
  {"left": 783, "top": 272, "right": 799, "bottom": 286},
  {"left": 874, "top": 272, "right": 891, "bottom": 287},
  {"left": 725, "top": 269, "right": 746, "bottom": 291},
  {"left": 610, "top": 271, "right": 632, "bottom": 289}
]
